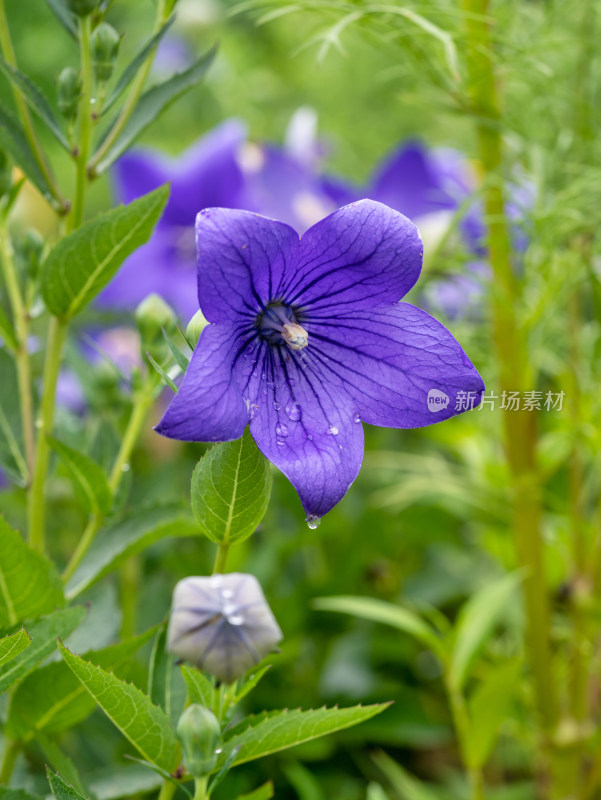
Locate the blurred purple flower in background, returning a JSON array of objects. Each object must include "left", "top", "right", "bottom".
[{"left": 156, "top": 201, "right": 484, "bottom": 520}]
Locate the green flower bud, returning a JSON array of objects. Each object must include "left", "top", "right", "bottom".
[
  {"left": 176, "top": 704, "right": 222, "bottom": 778},
  {"left": 135, "top": 293, "right": 177, "bottom": 363},
  {"left": 185, "top": 309, "right": 209, "bottom": 348},
  {"left": 57, "top": 67, "right": 81, "bottom": 120},
  {"left": 65, "top": 0, "right": 99, "bottom": 16},
  {"left": 0, "top": 150, "right": 12, "bottom": 197},
  {"left": 91, "top": 23, "right": 120, "bottom": 83}
]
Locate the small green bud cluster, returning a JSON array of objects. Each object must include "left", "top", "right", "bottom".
[
  {"left": 91, "top": 23, "right": 120, "bottom": 83},
  {"left": 176, "top": 705, "right": 222, "bottom": 777},
  {"left": 135, "top": 293, "right": 178, "bottom": 363},
  {"left": 57, "top": 67, "right": 81, "bottom": 120}
]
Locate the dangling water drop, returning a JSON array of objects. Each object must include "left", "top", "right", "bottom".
[
  {"left": 273, "top": 401, "right": 280, "bottom": 410},
  {"left": 275, "top": 422, "right": 289, "bottom": 437},
  {"left": 353, "top": 413, "right": 361, "bottom": 423},
  {"left": 305, "top": 514, "right": 321, "bottom": 530},
  {"left": 327, "top": 425, "right": 339, "bottom": 435},
  {"left": 286, "top": 401, "right": 302, "bottom": 421}
]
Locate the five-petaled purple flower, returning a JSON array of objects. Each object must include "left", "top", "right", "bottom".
[{"left": 155, "top": 200, "right": 485, "bottom": 520}]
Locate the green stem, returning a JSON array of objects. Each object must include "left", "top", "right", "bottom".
[
  {"left": 87, "top": 0, "right": 167, "bottom": 177},
  {"left": 63, "top": 383, "right": 155, "bottom": 585},
  {"left": 70, "top": 14, "right": 94, "bottom": 231},
  {"left": 0, "top": 0, "right": 67, "bottom": 214},
  {"left": 27, "top": 316, "right": 67, "bottom": 553},
  {"left": 212, "top": 543, "right": 230, "bottom": 575},
  {"left": 0, "top": 738, "right": 19, "bottom": 785},
  {"left": 0, "top": 225, "right": 35, "bottom": 478},
  {"left": 446, "top": 676, "right": 484, "bottom": 800},
  {"left": 157, "top": 780, "right": 177, "bottom": 800},
  {"left": 462, "top": 0, "right": 557, "bottom": 742},
  {"left": 193, "top": 777, "right": 208, "bottom": 800}
]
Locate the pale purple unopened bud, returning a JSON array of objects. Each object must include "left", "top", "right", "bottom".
[{"left": 167, "top": 573, "right": 283, "bottom": 683}]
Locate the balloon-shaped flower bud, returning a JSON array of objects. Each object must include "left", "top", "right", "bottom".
[
  {"left": 65, "top": 0, "right": 99, "bottom": 16},
  {"left": 91, "top": 23, "right": 120, "bottom": 83},
  {"left": 167, "top": 573, "right": 283, "bottom": 683},
  {"left": 0, "top": 150, "right": 11, "bottom": 197},
  {"left": 57, "top": 67, "right": 81, "bottom": 120},
  {"left": 135, "top": 293, "right": 177, "bottom": 362},
  {"left": 185, "top": 309, "right": 209, "bottom": 348},
  {"left": 176, "top": 704, "right": 222, "bottom": 777}
]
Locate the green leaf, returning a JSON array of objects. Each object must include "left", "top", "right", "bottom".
[
  {"left": 465, "top": 660, "right": 521, "bottom": 769},
  {"left": 216, "top": 703, "right": 390, "bottom": 770},
  {"left": 65, "top": 505, "right": 200, "bottom": 599},
  {"left": 236, "top": 783, "right": 274, "bottom": 800},
  {"left": 146, "top": 351, "right": 179, "bottom": 392},
  {"left": 102, "top": 17, "right": 176, "bottom": 116},
  {"left": 148, "top": 624, "right": 172, "bottom": 716},
  {"left": 0, "top": 516, "right": 64, "bottom": 626},
  {"left": 449, "top": 572, "right": 522, "bottom": 689},
  {"left": 47, "top": 768, "right": 89, "bottom": 800},
  {"left": 7, "top": 627, "right": 157, "bottom": 739},
  {"left": 58, "top": 641, "right": 179, "bottom": 772},
  {"left": 191, "top": 430, "right": 272, "bottom": 545},
  {"left": 0, "top": 606, "right": 86, "bottom": 694},
  {"left": 87, "top": 765, "right": 163, "bottom": 800},
  {"left": 45, "top": 0, "right": 77, "bottom": 38},
  {"left": 371, "top": 750, "right": 440, "bottom": 800},
  {"left": 0, "top": 305, "right": 18, "bottom": 352},
  {"left": 0, "top": 349, "right": 28, "bottom": 484},
  {"left": 181, "top": 664, "right": 213, "bottom": 708},
  {"left": 40, "top": 186, "right": 169, "bottom": 319},
  {"left": 0, "top": 104, "right": 57, "bottom": 207},
  {"left": 234, "top": 664, "right": 271, "bottom": 704},
  {"left": 0, "top": 59, "right": 70, "bottom": 151},
  {"left": 48, "top": 436, "right": 112, "bottom": 516},
  {"left": 94, "top": 46, "right": 217, "bottom": 174},
  {"left": 38, "top": 735, "right": 88, "bottom": 798},
  {"left": 0, "top": 627, "right": 30, "bottom": 667},
  {"left": 313, "top": 596, "right": 444, "bottom": 658},
  {"left": 0, "top": 790, "right": 41, "bottom": 800}
]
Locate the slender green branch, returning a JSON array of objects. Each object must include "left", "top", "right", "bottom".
[
  {"left": 27, "top": 316, "right": 67, "bottom": 553},
  {"left": 0, "top": 0, "right": 68, "bottom": 214},
  {"left": 88, "top": 0, "right": 168, "bottom": 177},
  {"left": 212, "top": 543, "right": 230, "bottom": 575},
  {"left": 69, "top": 14, "right": 94, "bottom": 231},
  {"left": 0, "top": 225, "right": 34, "bottom": 477},
  {"left": 444, "top": 674, "right": 483, "bottom": 800},
  {"left": 193, "top": 777, "right": 208, "bottom": 800},
  {"left": 0, "top": 738, "right": 19, "bottom": 785},
  {"left": 157, "top": 780, "right": 177, "bottom": 800},
  {"left": 462, "top": 0, "right": 557, "bottom": 743}
]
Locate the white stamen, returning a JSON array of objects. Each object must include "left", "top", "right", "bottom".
[{"left": 281, "top": 322, "right": 309, "bottom": 351}]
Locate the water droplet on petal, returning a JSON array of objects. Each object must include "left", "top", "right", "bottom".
[
  {"left": 221, "top": 589, "right": 233, "bottom": 599},
  {"left": 305, "top": 514, "right": 321, "bottom": 530},
  {"left": 276, "top": 438, "right": 285, "bottom": 447},
  {"left": 275, "top": 422, "right": 289, "bottom": 437},
  {"left": 353, "top": 413, "right": 361, "bottom": 423},
  {"left": 327, "top": 425, "right": 339, "bottom": 435},
  {"left": 228, "top": 614, "right": 245, "bottom": 626},
  {"left": 286, "top": 401, "right": 302, "bottom": 421},
  {"left": 273, "top": 401, "right": 280, "bottom": 410}
]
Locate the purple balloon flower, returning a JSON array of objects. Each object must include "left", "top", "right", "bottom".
[{"left": 155, "top": 200, "right": 484, "bottom": 520}]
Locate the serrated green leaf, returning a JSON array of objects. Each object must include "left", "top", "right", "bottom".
[
  {"left": 0, "top": 517, "right": 64, "bottom": 626},
  {"left": 0, "top": 606, "right": 86, "bottom": 694},
  {"left": 58, "top": 641, "right": 179, "bottom": 771},
  {"left": 101, "top": 17, "right": 176, "bottom": 117},
  {"left": 94, "top": 46, "right": 216, "bottom": 174},
  {"left": 216, "top": 703, "right": 390, "bottom": 769},
  {"left": 449, "top": 572, "right": 522, "bottom": 690},
  {"left": 87, "top": 765, "right": 163, "bottom": 800},
  {"left": 0, "top": 104, "right": 57, "bottom": 206},
  {"left": 0, "top": 349, "right": 28, "bottom": 484},
  {"left": 313, "top": 596, "right": 444, "bottom": 658},
  {"left": 48, "top": 436, "right": 112, "bottom": 516},
  {"left": 45, "top": 0, "right": 77, "bottom": 38},
  {"left": 146, "top": 351, "right": 179, "bottom": 392},
  {"left": 47, "top": 768, "right": 89, "bottom": 800},
  {"left": 191, "top": 429, "right": 272, "bottom": 545},
  {"left": 0, "top": 627, "right": 30, "bottom": 667},
  {"left": 40, "top": 186, "right": 169, "bottom": 319},
  {"left": 465, "top": 660, "right": 521, "bottom": 769},
  {"left": 148, "top": 624, "right": 172, "bottom": 716},
  {"left": 65, "top": 505, "right": 200, "bottom": 599},
  {"left": 234, "top": 664, "right": 271, "bottom": 704},
  {"left": 0, "top": 59, "right": 70, "bottom": 151},
  {"left": 236, "top": 782, "right": 274, "bottom": 800},
  {"left": 181, "top": 664, "right": 213, "bottom": 708},
  {"left": 7, "top": 627, "right": 157, "bottom": 739},
  {"left": 38, "top": 735, "right": 88, "bottom": 797},
  {"left": 0, "top": 306, "right": 18, "bottom": 352}
]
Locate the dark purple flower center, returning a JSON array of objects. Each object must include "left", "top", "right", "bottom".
[{"left": 256, "top": 303, "right": 308, "bottom": 350}]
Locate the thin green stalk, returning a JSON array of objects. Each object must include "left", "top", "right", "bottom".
[
  {"left": 193, "top": 777, "right": 208, "bottom": 800},
  {"left": 0, "top": 739, "right": 19, "bottom": 785},
  {"left": 0, "top": 0, "right": 67, "bottom": 214},
  {"left": 212, "top": 543, "right": 230, "bottom": 575},
  {"left": 445, "top": 676, "right": 484, "bottom": 800},
  {"left": 70, "top": 14, "right": 94, "bottom": 231},
  {"left": 157, "top": 780, "right": 177, "bottom": 800},
  {"left": 0, "top": 225, "right": 34, "bottom": 477},
  {"left": 28, "top": 316, "right": 67, "bottom": 553},
  {"left": 462, "top": 0, "right": 557, "bottom": 745},
  {"left": 88, "top": 0, "right": 168, "bottom": 177},
  {"left": 63, "top": 382, "right": 155, "bottom": 584}
]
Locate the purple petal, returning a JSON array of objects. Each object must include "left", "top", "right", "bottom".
[
  {"left": 113, "top": 150, "right": 171, "bottom": 207},
  {"left": 247, "top": 343, "right": 364, "bottom": 518},
  {"left": 155, "top": 323, "right": 249, "bottom": 441},
  {"left": 281, "top": 200, "right": 423, "bottom": 313},
  {"left": 195, "top": 208, "right": 300, "bottom": 323},
  {"left": 305, "top": 302, "right": 485, "bottom": 427}
]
